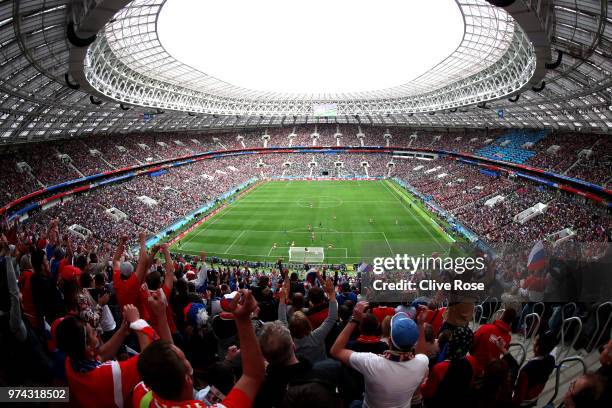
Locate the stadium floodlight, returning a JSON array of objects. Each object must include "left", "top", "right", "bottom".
[{"left": 289, "top": 247, "right": 325, "bottom": 264}]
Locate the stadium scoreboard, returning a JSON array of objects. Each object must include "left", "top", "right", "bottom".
[{"left": 312, "top": 103, "right": 338, "bottom": 117}]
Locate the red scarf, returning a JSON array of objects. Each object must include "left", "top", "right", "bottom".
[{"left": 357, "top": 335, "right": 382, "bottom": 344}]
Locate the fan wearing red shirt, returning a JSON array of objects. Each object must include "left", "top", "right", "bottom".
[
  {"left": 419, "top": 305, "right": 446, "bottom": 337},
  {"left": 112, "top": 234, "right": 148, "bottom": 312},
  {"left": 133, "top": 289, "right": 265, "bottom": 408},
  {"left": 471, "top": 308, "right": 517, "bottom": 374},
  {"left": 371, "top": 305, "right": 395, "bottom": 324},
  {"left": 17, "top": 258, "right": 39, "bottom": 329},
  {"left": 56, "top": 300, "right": 166, "bottom": 408}
]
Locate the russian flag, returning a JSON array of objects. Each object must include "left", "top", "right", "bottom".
[{"left": 527, "top": 240, "right": 547, "bottom": 271}]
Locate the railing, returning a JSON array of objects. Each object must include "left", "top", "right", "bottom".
[
  {"left": 561, "top": 302, "right": 577, "bottom": 320},
  {"left": 473, "top": 304, "right": 484, "bottom": 331},
  {"left": 546, "top": 356, "right": 587, "bottom": 407},
  {"left": 509, "top": 342, "right": 527, "bottom": 367},
  {"left": 533, "top": 302, "right": 546, "bottom": 319},
  {"left": 524, "top": 312, "right": 541, "bottom": 351},
  {"left": 558, "top": 316, "right": 583, "bottom": 359},
  {"left": 586, "top": 301, "right": 612, "bottom": 352},
  {"left": 491, "top": 307, "right": 506, "bottom": 324}
]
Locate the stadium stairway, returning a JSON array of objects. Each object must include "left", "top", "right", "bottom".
[
  {"left": 470, "top": 300, "right": 609, "bottom": 408},
  {"left": 506, "top": 332, "right": 600, "bottom": 407}
]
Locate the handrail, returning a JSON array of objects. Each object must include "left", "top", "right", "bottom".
[
  {"left": 473, "top": 304, "right": 484, "bottom": 329},
  {"left": 559, "top": 316, "right": 583, "bottom": 359},
  {"left": 491, "top": 308, "right": 506, "bottom": 324},
  {"left": 586, "top": 301, "right": 612, "bottom": 352},
  {"left": 489, "top": 297, "right": 501, "bottom": 323},
  {"left": 546, "top": 356, "right": 586, "bottom": 407},
  {"left": 533, "top": 302, "right": 546, "bottom": 319},
  {"left": 477, "top": 296, "right": 499, "bottom": 324},
  {"left": 509, "top": 342, "right": 527, "bottom": 367},
  {"left": 561, "top": 302, "right": 577, "bottom": 320},
  {"left": 524, "top": 313, "right": 541, "bottom": 350}
]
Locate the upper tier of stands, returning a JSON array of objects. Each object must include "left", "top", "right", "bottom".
[
  {"left": 476, "top": 130, "right": 548, "bottom": 164},
  {"left": 1, "top": 126, "right": 610, "bottom": 211}
]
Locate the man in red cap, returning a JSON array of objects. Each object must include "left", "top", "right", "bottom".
[{"left": 59, "top": 264, "right": 81, "bottom": 282}]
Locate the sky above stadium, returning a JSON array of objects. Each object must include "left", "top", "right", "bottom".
[{"left": 158, "top": 0, "right": 464, "bottom": 95}]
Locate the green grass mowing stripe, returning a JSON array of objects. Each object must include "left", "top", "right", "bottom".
[
  {"left": 173, "top": 180, "right": 438, "bottom": 262},
  {"left": 388, "top": 179, "right": 454, "bottom": 244},
  {"left": 224, "top": 230, "right": 247, "bottom": 254},
  {"left": 382, "top": 179, "right": 449, "bottom": 250},
  {"left": 172, "top": 182, "right": 264, "bottom": 249},
  {"left": 390, "top": 180, "right": 456, "bottom": 245},
  {"left": 179, "top": 201, "right": 244, "bottom": 247}
]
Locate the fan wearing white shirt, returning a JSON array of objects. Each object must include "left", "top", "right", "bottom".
[{"left": 331, "top": 301, "right": 429, "bottom": 408}]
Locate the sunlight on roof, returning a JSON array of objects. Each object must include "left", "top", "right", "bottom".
[{"left": 157, "top": 0, "right": 464, "bottom": 95}]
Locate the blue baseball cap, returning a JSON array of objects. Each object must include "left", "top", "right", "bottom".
[{"left": 390, "top": 312, "right": 419, "bottom": 351}]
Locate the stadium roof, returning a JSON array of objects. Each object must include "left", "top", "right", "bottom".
[{"left": 0, "top": 0, "right": 611, "bottom": 144}]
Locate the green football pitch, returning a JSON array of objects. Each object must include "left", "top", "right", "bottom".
[{"left": 170, "top": 179, "right": 453, "bottom": 263}]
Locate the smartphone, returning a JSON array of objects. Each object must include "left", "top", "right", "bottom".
[{"left": 203, "top": 385, "right": 226, "bottom": 405}]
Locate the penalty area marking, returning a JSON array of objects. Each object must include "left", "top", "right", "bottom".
[
  {"left": 176, "top": 247, "right": 363, "bottom": 261},
  {"left": 382, "top": 232, "right": 394, "bottom": 256},
  {"left": 268, "top": 246, "right": 349, "bottom": 258},
  {"left": 224, "top": 230, "right": 247, "bottom": 254}
]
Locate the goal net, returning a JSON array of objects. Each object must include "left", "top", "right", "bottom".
[{"left": 288, "top": 247, "right": 325, "bottom": 264}]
